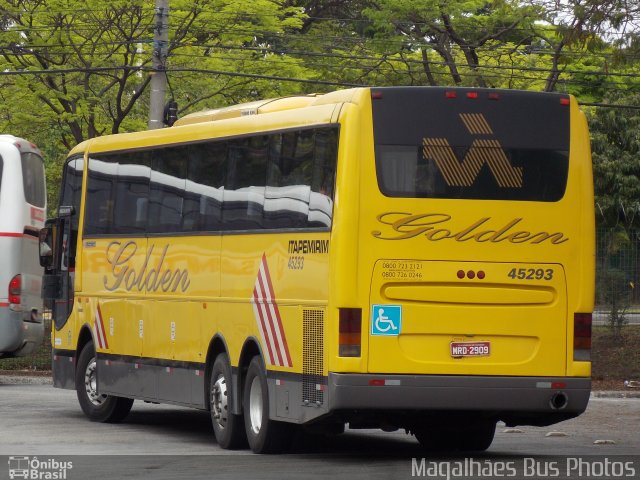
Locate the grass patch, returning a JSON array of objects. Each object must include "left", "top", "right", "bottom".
[{"left": 592, "top": 324, "right": 640, "bottom": 383}]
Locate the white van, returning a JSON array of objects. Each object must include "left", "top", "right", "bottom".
[{"left": 0, "top": 135, "right": 47, "bottom": 358}]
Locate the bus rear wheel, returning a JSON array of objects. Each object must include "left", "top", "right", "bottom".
[
  {"left": 243, "top": 356, "right": 294, "bottom": 454},
  {"left": 414, "top": 420, "right": 496, "bottom": 452},
  {"left": 75, "top": 341, "right": 133, "bottom": 423},
  {"left": 210, "top": 353, "right": 246, "bottom": 449}
]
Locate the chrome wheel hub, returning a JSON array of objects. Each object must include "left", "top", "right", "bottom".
[
  {"left": 248, "top": 377, "right": 263, "bottom": 435},
  {"left": 84, "top": 357, "right": 107, "bottom": 406},
  {"left": 211, "top": 375, "right": 229, "bottom": 428}
]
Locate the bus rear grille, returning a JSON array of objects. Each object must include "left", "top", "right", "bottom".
[{"left": 303, "top": 308, "right": 324, "bottom": 405}]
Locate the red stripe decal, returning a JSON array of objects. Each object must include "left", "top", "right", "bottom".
[
  {"left": 261, "top": 258, "right": 292, "bottom": 367},
  {"left": 257, "top": 270, "right": 284, "bottom": 366},
  {"left": 251, "top": 254, "right": 292, "bottom": 368},
  {"left": 95, "top": 303, "right": 109, "bottom": 350},
  {"left": 253, "top": 285, "right": 275, "bottom": 365},
  {"left": 0, "top": 232, "right": 26, "bottom": 238}
]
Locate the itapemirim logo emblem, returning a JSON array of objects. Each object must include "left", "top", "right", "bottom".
[
  {"left": 8, "top": 456, "right": 73, "bottom": 479},
  {"left": 422, "top": 113, "right": 523, "bottom": 188}
]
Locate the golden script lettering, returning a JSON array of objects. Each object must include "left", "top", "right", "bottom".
[
  {"left": 371, "top": 213, "right": 568, "bottom": 245},
  {"left": 103, "top": 241, "right": 191, "bottom": 292}
]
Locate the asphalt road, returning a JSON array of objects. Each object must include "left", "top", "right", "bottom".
[{"left": 0, "top": 378, "right": 639, "bottom": 480}]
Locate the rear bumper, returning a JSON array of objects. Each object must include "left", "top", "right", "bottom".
[
  {"left": 0, "top": 307, "right": 44, "bottom": 356},
  {"left": 328, "top": 373, "right": 590, "bottom": 415}
]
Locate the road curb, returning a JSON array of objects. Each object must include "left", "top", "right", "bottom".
[
  {"left": 0, "top": 375, "right": 53, "bottom": 385},
  {"left": 590, "top": 390, "right": 640, "bottom": 399}
]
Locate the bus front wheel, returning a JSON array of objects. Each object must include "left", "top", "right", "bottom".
[
  {"left": 210, "top": 353, "right": 246, "bottom": 449},
  {"left": 75, "top": 341, "right": 133, "bottom": 423},
  {"left": 243, "top": 356, "right": 294, "bottom": 454}
]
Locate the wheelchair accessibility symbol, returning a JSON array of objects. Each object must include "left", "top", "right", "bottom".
[{"left": 371, "top": 304, "right": 402, "bottom": 336}]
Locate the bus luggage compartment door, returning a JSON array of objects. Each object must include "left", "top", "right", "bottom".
[{"left": 367, "top": 260, "right": 567, "bottom": 377}]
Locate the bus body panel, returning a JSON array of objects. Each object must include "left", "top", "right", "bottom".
[
  {"left": 0, "top": 137, "right": 46, "bottom": 358},
  {"left": 47, "top": 87, "right": 594, "bottom": 441},
  {"left": 367, "top": 260, "right": 567, "bottom": 376},
  {"left": 341, "top": 89, "right": 592, "bottom": 381}
]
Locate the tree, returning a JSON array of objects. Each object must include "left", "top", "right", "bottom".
[
  {"left": 361, "top": 0, "right": 543, "bottom": 87},
  {"left": 0, "top": 0, "right": 307, "bottom": 149}
]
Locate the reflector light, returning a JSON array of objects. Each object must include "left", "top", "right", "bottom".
[
  {"left": 339, "top": 308, "right": 362, "bottom": 357},
  {"left": 371, "top": 91, "right": 383, "bottom": 100},
  {"left": 560, "top": 98, "right": 570, "bottom": 106},
  {"left": 445, "top": 91, "right": 457, "bottom": 99},
  {"left": 368, "top": 379, "right": 385, "bottom": 386},
  {"left": 8, "top": 274, "right": 21, "bottom": 305},
  {"left": 551, "top": 382, "right": 567, "bottom": 389},
  {"left": 488, "top": 92, "right": 500, "bottom": 100},
  {"left": 466, "top": 92, "right": 478, "bottom": 99}
]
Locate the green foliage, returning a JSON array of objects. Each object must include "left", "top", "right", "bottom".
[
  {"left": 597, "top": 268, "right": 632, "bottom": 335},
  {"left": 590, "top": 92, "right": 640, "bottom": 230},
  {"left": 0, "top": 0, "right": 636, "bottom": 219}
]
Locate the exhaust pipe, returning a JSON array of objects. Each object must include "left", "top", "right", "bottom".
[{"left": 550, "top": 392, "right": 568, "bottom": 410}]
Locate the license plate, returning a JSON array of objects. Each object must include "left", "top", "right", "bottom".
[{"left": 450, "top": 341, "right": 490, "bottom": 357}]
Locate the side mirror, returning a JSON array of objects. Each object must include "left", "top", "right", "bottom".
[{"left": 39, "top": 225, "right": 54, "bottom": 268}]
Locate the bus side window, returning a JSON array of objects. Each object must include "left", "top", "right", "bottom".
[
  {"left": 265, "top": 132, "right": 312, "bottom": 230},
  {"left": 223, "top": 136, "right": 268, "bottom": 230},
  {"left": 309, "top": 128, "right": 338, "bottom": 228},
  {"left": 149, "top": 146, "right": 187, "bottom": 234},
  {"left": 185, "top": 142, "right": 225, "bottom": 232},
  {"left": 113, "top": 153, "right": 151, "bottom": 235}
]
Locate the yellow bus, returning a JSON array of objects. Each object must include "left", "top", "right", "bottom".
[{"left": 40, "top": 87, "right": 595, "bottom": 453}]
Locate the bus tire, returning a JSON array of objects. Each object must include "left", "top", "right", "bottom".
[
  {"left": 414, "top": 420, "right": 495, "bottom": 452},
  {"left": 243, "top": 356, "right": 293, "bottom": 454},
  {"left": 210, "top": 353, "right": 246, "bottom": 449},
  {"left": 457, "top": 420, "right": 496, "bottom": 452},
  {"left": 75, "top": 341, "right": 133, "bottom": 423}
]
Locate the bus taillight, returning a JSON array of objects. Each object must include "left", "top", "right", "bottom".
[
  {"left": 8, "top": 274, "right": 21, "bottom": 305},
  {"left": 573, "top": 313, "right": 592, "bottom": 361},
  {"left": 339, "top": 308, "right": 361, "bottom": 357}
]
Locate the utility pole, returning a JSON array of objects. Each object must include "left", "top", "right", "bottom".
[{"left": 148, "top": 0, "right": 169, "bottom": 130}]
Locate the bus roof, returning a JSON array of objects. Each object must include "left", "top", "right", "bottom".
[
  {"left": 0, "top": 134, "right": 42, "bottom": 156},
  {"left": 173, "top": 89, "right": 367, "bottom": 126},
  {"left": 67, "top": 88, "right": 367, "bottom": 157}
]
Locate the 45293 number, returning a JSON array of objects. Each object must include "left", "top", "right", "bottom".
[{"left": 507, "top": 267, "right": 554, "bottom": 281}]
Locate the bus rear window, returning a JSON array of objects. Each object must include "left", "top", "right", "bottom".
[
  {"left": 372, "top": 87, "right": 570, "bottom": 202},
  {"left": 21, "top": 152, "right": 46, "bottom": 207}
]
